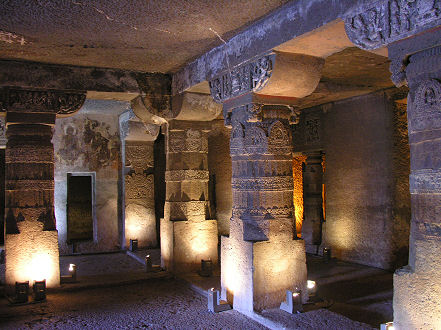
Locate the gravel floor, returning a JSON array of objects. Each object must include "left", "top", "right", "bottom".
[{"left": 0, "top": 278, "right": 267, "bottom": 330}]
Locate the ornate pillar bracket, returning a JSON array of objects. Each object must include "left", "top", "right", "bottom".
[{"left": 343, "top": 0, "right": 441, "bottom": 86}]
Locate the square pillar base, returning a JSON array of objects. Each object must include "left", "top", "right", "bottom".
[
  {"left": 5, "top": 222, "right": 60, "bottom": 295},
  {"left": 160, "top": 218, "right": 218, "bottom": 273},
  {"left": 221, "top": 234, "right": 307, "bottom": 313},
  {"left": 393, "top": 239, "right": 441, "bottom": 330}
]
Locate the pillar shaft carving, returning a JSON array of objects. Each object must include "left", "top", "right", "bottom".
[
  {"left": 388, "top": 32, "right": 441, "bottom": 330},
  {"left": 228, "top": 103, "right": 295, "bottom": 241},
  {"left": 2, "top": 87, "right": 85, "bottom": 290},
  {"left": 164, "top": 121, "right": 211, "bottom": 222}
]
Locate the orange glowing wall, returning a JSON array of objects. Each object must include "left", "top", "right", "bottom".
[{"left": 292, "top": 155, "right": 307, "bottom": 238}]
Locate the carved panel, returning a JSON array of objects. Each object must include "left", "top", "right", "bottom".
[
  {"left": 304, "top": 114, "right": 321, "bottom": 145},
  {"left": 165, "top": 170, "right": 209, "bottom": 182},
  {"left": 125, "top": 173, "right": 154, "bottom": 200},
  {"left": 345, "top": 0, "right": 441, "bottom": 50},
  {"left": 2, "top": 88, "right": 86, "bottom": 114},
  {"left": 268, "top": 120, "right": 292, "bottom": 154},
  {"left": 209, "top": 55, "right": 274, "bottom": 102},
  {"left": 410, "top": 79, "right": 441, "bottom": 132},
  {"left": 126, "top": 143, "right": 154, "bottom": 171}
]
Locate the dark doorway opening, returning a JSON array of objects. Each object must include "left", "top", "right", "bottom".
[{"left": 67, "top": 174, "right": 93, "bottom": 243}]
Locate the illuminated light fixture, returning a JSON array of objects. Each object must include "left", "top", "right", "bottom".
[
  {"left": 207, "top": 288, "right": 231, "bottom": 313},
  {"left": 61, "top": 264, "right": 78, "bottom": 283},
  {"left": 145, "top": 255, "right": 153, "bottom": 273},
  {"left": 14, "top": 281, "right": 29, "bottom": 304},
  {"left": 323, "top": 247, "right": 331, "bottom": 262},
  {"left": 69, "top": 264, "right": 77, "bottom": 281},
  {"left": 129, "top": 239, "right": 138, "bottom": 252},
  {"left": 33, "top": 280, "right": 46, "bottom": 301},
  {"left": 280, "top": 289, "right": 303, "bottom": 314},
  {"left": 307, "top": 280, "right": 317, "bottom": 296},
  {"left": 380, "top": 322, "right": 394, "bottom": 330},
  {"left": 199, "top": 259, "right": 213, "bottom": 277}
]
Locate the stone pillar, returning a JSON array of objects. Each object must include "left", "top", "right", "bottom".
[
  {"left": 210, "top": 52, "right": 324, "bottom": 312},
  {"left": 302, "top": 151, "right": 324, "bottom": 254},
  {"left": 388, "top": 34, "right": 441, "bottom": 330},
  {"left": 161, "top": 120, "right": 218, "bottom": 272},
  {"left": 1, "top": 87, "right": 85, "bottom": 291}
]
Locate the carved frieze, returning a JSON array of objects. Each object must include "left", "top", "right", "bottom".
[
  {"left": 1, "top": 87, "right": 86, "bottom": 114},
  {"left": 165, "top": 170, "right": 209, "bottom": 182},
  {"left": 209, "top": 55, "right": 274, "bottom": 103},
  {"left": 345, "top": 0, "right": 441, "bottom": 50},
  {"left": 232, "top": 176, "right": 293, "bottom": 191},
  {"left": 304, "top": 114, "right": 321, "bottom": 145}
]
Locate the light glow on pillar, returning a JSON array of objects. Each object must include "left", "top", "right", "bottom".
[
  {"left": 292, "top": 155, "right": 307, "bottom": 237},
  {"left": 22, "top": 253, "right": 54, "bottom": 282}
]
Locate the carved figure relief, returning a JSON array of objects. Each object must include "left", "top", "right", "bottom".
[
  {"left": 268, "top": 121, "right": 291, "bottom": 154},
  {"left": 345, "top": 0, "right": 441, "bottom": 50},
  {"left": 304, "top": 115, "right": 321, "bottom": 145},
  {"left": 209, "top": 55, "right": 274, "bottom": 102},
  {"left": 411, "top": 79, "right": 441, "bottom": 131},
  {"left": 244, "top": 126, "right": 268, "bottom": 155}
]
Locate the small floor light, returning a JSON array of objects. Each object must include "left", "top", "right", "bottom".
[
  {"left": 33, "top": 280, "right": 46, "bottom": 301},
  {"left": 199, "top": 259, "right": 213, "bottom": 277},
  {"left": 380, "top": 322, "right": 394, "bottom": 330},
  {"left": 129, "top": 239, "right": 138, "bottom": 252},
  {"left": 207, "top": 288, "right": 231, "bottom": 313},
  {"left": 145, "top": 255, "right": 153, "bottom": 272},
  {"left": 280, "top": 289, "right": 303, "bottom": 314},
  {"left": 323, "top": 247, "right": 331, "bottom": 262},
  {"left": 307, "top": 280, "right": 317, "bottom": 296},
  {"left": 69, "top": 263, "right": 77, "bottom": 281},
  {"left": 15, "top": 281, "right": 29, "bottom": 304}
]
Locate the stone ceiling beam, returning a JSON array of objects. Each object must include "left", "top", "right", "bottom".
[
  {"left": 0, "top": 60, "right": 171, "bottom": 100},
  {"left": 172, "top": 0, "right": 372, "bottom": 95}
]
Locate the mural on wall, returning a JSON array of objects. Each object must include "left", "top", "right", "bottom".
[{"left": 56, "top": 117, "right": 120, "bottom": 170}]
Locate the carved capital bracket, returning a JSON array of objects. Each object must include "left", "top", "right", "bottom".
[{"left": 0, "top": 87, "right": 86, "bottom": 116}]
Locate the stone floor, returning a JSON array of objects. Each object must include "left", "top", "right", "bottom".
[{"left": 0, "top": 250, "right": 393, "bottom": 329}]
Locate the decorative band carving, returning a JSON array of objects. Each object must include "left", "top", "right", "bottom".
[
  {"left": 165, "top": 170, "right": 209, "bottom": 182},
  {"left": 1, "top": 87, "right": 86, "bottom": 114},
  {"left": 232, "top": 176, "right": 293, "bottom": 191},
  {"left": 345, "top": 0, "right": 441, "bottom": 50},
  {"left": 409, "top": 170, "right": 441, "bottom": 193}
]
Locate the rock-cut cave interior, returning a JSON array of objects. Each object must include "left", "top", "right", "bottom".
[{"left": 0, "top": 1, "right": 440, "bottom": 329}]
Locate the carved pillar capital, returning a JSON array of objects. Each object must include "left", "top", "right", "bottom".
[
  {"left": 132, "top": 92, "right": 221, "bottom": 123},
  {"left": 1, "top": 87, "right": 86, "bottom": 117}
]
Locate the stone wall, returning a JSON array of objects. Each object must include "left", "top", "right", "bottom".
[
  {"left": 294, "top": 91, "right": 410, "bottom": 270},
  {"left": 54, "top": 100, "right": 128, "bottom": 255}
]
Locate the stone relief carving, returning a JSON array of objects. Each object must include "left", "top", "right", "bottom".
[
  {"left": 304, "top": 115, "right": 321, "bottom": 145},
  {"left": 125, "top": 173, "right": 154, "bottom": 200},
  {"left": 410, "top": 79, "right": 441, "bottom": 132},
  {"left": 1, "top": 87, "right": 85, "bottom": 114},
  {"left": 209, "top": 55, "right": 274, "bottom": 103},
  {"left": 345, "top": 0, "right": 441, "bottom": 50},
  {"left": 126, "top": 144, "right": 153, "bottom": 171},
  {"left": 185, "top": 129, "right": 202, "bottom": 152}
]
